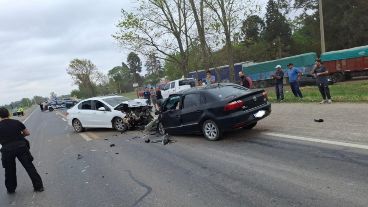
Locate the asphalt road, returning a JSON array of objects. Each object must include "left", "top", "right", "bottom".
[{"left": 1, "top": 107, "right": 368, "bottom": 207}]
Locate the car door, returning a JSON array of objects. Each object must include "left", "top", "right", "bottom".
[
  {"left": 161, "top": 95, "right": 182, "bottom": 133},
  {"left": 91, "top": 100, "right": 112, "bottom": 127},
  {"left": 180, "top": 93, "right": 204, "bottom": 132},
  {"left": 77, "top": 100, "right": 94, "bottom": 127}
]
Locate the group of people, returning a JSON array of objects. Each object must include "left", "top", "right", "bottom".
[
  {"left": 272, "top": 59, "right": 332, "bottom": 104},
  {"left": 142, "top": 87, "right": 163, "bottom": 111}
]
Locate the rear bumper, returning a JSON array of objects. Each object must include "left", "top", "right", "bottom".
[{"left": 216, "top": 103, "right": 271, "bottom": 131}]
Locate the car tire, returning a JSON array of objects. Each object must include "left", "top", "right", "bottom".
[
  {"left": 72, "top": 119, "right": 85, "bottom": 133},
  {"left": 243, "top": 122, "right": 257, "bottom": 130},
  {"left": 202, "top": 120, "right": 222, "bottom": 141},
  {"left": 113, "top": 117, "right": 127, "bottom": 132},
  {"left": 157, "top": 122, "right": 166, "bottom": 136},
  {"left": 48, "top": 107, "right": 54, "bottom": 112}
]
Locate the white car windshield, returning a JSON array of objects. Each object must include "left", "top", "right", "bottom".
[{"left": 102, "top": 96, "right": 130, "bottom": 107}]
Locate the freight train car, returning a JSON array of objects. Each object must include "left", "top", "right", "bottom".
[
  {"left": 320, "top": 45, "right": 368, "bottom": 82},
  {"left": 242, "top": 53, "right": 318, "bottom": 88},
  {"left": 188, "top": 62, "right": 253, "bottom": 83}
]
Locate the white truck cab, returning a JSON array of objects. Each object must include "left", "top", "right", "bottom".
[{"left": 161, "top": 78, "right": 196, "bottom": 99}]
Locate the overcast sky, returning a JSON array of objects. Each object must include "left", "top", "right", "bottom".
[{"left": 0, "top": 0, "right": 137, "bottom": 105}]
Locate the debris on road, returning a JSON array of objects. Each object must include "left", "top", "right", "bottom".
[
  {"left": 314, "top": 119, "right": 324, "bottom": 122},
  {"left": 110, "top": 144, "right": 115, "bottom": 147},
  {"left": 104, "top": 138, "right": 109, "bottom": 141},
  {"left": 115, "top": 152, "right": 119, "bottom": 155},
  {"left": 77, "top": 154, "right": 83, "bottom": 160}
]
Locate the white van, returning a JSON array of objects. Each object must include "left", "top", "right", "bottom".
[{"left": 161, "top": 78, "right": 196, "bottom": 99}]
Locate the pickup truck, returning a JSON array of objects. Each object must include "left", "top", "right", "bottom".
[{"left": 161, "top": 78, "right": 196, "bottom": 99}]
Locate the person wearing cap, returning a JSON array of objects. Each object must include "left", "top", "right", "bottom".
[
  {"left": 312, "top": 59, "right": 332, "bottom": 104},
  {"left": 0, "top": 107, "right": 44, "bottom": 194},
  {"left": 272, "top": 65, "right": 284, "bottom": 101},
  {"left": 287, "top": 63, "right": 303, "bottom": 99}
]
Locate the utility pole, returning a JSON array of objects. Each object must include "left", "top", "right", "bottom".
[{"left": 319, "top": 0, "right": 326, "bottom": 53}]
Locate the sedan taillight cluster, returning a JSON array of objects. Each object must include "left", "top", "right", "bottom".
[{"left": 224, "top": 100, "right": 244, "bottom": 111}]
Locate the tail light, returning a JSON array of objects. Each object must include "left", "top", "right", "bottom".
[
  {"left": 262, "top": 91, "right": 268, "bottom": 101},
  {"left": 224, "top": 100, "right": 244, "bottom": 111}
]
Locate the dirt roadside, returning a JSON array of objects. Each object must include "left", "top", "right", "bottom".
[{"left": 258, "top": 103, "right": 368, "bottom": 145}]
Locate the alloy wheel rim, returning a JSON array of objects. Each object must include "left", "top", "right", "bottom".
[
  {"left": 115, "top": 119, "right": 125, "bottom": 130},
  {"left": 74, "top": 121, "right": 81, "bottom": 131},
  {"left": 204, "top": 122, "right": 217, "bottom": 139}
]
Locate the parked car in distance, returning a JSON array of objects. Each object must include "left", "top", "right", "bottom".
[
  {"left": 161, "top": 78, "right": 196, "bottom": 99},
  {"left": 159, "top": 83, "right": 271, "bottom": 141},
  {"left": 67, "top": 95, "right": 132, "bottom": 132}
]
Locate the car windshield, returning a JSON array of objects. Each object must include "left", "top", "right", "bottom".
[
  {"left": 102, "top": 96, "right": 130, "bottom": 107},
  {"left": 207, "top": 85, "right": 249, "bottom": 100}
]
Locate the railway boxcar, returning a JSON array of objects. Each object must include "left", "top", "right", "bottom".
[
  {"left": 242, "top": 53, "right": 317, "bottom": 88},
  {"left": 320, "top": 45, "right": 368, "bottom": 82}
]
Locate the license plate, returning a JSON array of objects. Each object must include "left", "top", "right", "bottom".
[{"left": 254, "top": 110, "right": 266, "bottom": 118}]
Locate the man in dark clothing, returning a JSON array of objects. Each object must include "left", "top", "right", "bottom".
[
  {"left": 143, "top": 87, "right": 151, "bottom": 105},
  {"left": 0, "top": 107, "right": 44, "bottom": 194},
  {"left": 39, "top": 103, "right": 43, "bottom": 111},
  {"left": 313, "top": 59, "right": 332, "bottom": 104},
  {"left": 272, "top": 65, "right": 284, "bottom": 101},
  {"left": 238, "top": 71, "right": 253, "bottom": 88}
]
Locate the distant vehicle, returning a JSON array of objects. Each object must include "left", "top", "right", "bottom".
[
  {"left": 67, "top": 95, "right": 147, "bottom": 132},
  {"left": 161, "top": 78, "right": 196, "bottom": 99},
  {"left": 159, "top": 83, "right": 271, "bottom": 141}
]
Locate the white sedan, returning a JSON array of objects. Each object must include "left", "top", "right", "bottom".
[{"left": 67, "top": 95, "right": 141, "bottom": 132}]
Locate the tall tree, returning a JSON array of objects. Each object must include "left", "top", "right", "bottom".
[
  {"left": 241, "top": 15, "right": 265, "bottom": 44},
  {"left": 145, "top": 52, "right": 162, "bottom": 75},
  {"left": 204, "top": 0, "right": 248, "bottom": 82},
  {"left": 67, "top": 59, "right": 101, "bottom": 97},
  {"left": 127, "top": 52, "right": 142, "bottom": 74},
  {"left": 264, "top": 0, "right": 291, "bottom": 58},
  {"left": 114, "top": 0, "right": 193, "bottom": 77}
]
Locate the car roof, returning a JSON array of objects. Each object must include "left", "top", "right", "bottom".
[
  {"left": 82, "top": 95, "right": 126, "bottom": 101},
  {"left": 171, "top": 83, "right": 241, "bottom": 95}
]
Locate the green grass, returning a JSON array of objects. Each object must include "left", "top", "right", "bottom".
[
  {"left": 121, "top": 91, "right": 138, "bottom": 99},
  {"left": 265, "top": 80, "right": 368, "bottom": 103}
]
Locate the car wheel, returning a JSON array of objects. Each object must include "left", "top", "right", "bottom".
[
  {"left": 243, "top": 122, "right": 257, "bottom": 130},
  {"left": 72, "top": 119, "right": 85, "bottom": 133},
  {"left": 202, "top": 120, "right": 221, "bottom": 141},
  {"left": 48, "top": 107, "right": 54, "bottom": 112},
  {"left": 157, "top": 122, "right": 166, "bottom": 135},
  {"left": 113, "top": 117, "right": 127, "bottom": 132}
]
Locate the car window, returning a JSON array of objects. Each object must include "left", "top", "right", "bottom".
[
  {"left": 183, "top": 94, "right": 201, "bottom": 109},
  {"left": 79, "top": 100, "right": 92, "bottom": 110},
  {"left": 179, "top": 79, "right": 195, "bottom": 87},
  {"left": 102, "top": 96, "right": 129, "bottom": 107},
  {"left": 207, "top": 85, "right": 248, "bottom": 100},
  {"left": 93, "top": 100, "right": 110, "bottom": 111},
  {"left": 163, "top": 84, "right": 170, "bottom": 90},
  {"left": 170, "top": 82, "right": 175, "bottom": 89},
  {"left": 163, "top": 95, "right": 181, "bottom": 111}
]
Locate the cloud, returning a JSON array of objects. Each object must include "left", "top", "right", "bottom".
[{"left": 0, "top": 0, "right": 137, "bottom": 105}]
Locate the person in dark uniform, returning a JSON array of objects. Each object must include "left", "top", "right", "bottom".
[{"left": 0, "top": 107, "right": 44, "bottom": 194}]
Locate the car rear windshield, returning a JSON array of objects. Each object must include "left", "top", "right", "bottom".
[
  {"left": 206, "top": 85, "right": 249, "bottom": 100},
  {"left": 103, "top": 96, "right": 129, "bottom": 107},
  {"left": 179, "top": 79, "right": 195, "bottom": 87}
]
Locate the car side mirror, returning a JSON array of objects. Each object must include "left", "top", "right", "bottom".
[{"left": 98, "top": 107, "right": 106, "bottom": 111}]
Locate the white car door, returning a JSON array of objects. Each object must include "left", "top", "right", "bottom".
[
  {"left": 77, "top": 100, "right": 94, "bottom": 127},
  {"left": 91, "top": 100, "right": 113, "bottom": 128}
]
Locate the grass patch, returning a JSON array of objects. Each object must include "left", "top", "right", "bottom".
[
  {"left": 265, "top": 80, "right": 368, "bottom": 103},
  {"left": 121, "top": 91, "right": 138, "bottom": 99}
]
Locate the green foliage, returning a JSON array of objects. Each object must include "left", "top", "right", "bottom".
[
  {"left": 241, "top": 15, "right": 265, "bottom": 44},
  {"left": 127, "top": 52, "right": 142, "bottom": 73}
]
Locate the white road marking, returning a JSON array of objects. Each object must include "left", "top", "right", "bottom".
[
  {"left": 263, "top": 132, "right": 368, "bottom": 150},
  {"left": 79, "top": 133, "right": 92, "bottom": 141},
  {"left": 23, "top": 108, "right": 37, "bottom": 124}
]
